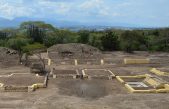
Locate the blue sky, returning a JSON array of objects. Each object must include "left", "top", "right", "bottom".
[{"left": 0, "top": 0, "right": 169, "bottom": 27}]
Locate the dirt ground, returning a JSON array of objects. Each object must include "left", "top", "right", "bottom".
[
  {"left": 0, "top": 74, "right": 45, "bottom": 86},
  {"left": 0, "top": 66, "right": 30, "bottom": 75},
  {"left": 84, "top": 69, "right": 112, "bottom": 76},
  {"left": 0, "top": 79, "right": 169, "bottom": 109},
  {"left": 0, "top": 51, "right": 169, "bottom": 109}
]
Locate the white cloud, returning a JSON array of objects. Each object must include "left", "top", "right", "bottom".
[
  {"left": 0, "top": 1, "right": 35, "bottom": 19},
  {"left": 0, "top": 0, "right": 124, "bottom": 20},
  {"left": 37, "top": 0, "right": 72, "bottom": 15},
  {"left": 6, "top": 0, "right": 24, "bottom": 3},
  {"left": 79, "top": 0, "right": 103, "bottom": 9},
  {"left": 79, "top": 0, "right": 109, "bottom": 17},
  {"left": 79, "top": 0, "right": 123, "bottom": 17},
  {"left": 0, "top": 0, "right": 168, "bottom": 27}
]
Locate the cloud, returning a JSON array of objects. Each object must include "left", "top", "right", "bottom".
[
  {"left": 0, "top": 0, "right": 169, "bottom": 26},
  {"left": 79, "top": 0, "right": 109, "bottom": 17},
  {"left": 0, "top": 0, "right": 126, "bottom": 20},
  {"left": 79, "top": 0, "right": 103, "bottom": 9},
  {"left": 0, "top": 0, "right": 73, "bottom": 19},
  {"left": 41, "top": 0, "right": 77, "bottom": 2},
  {"left": 0, "top": 1, "right": 35, "bottom": 19},
  {"left": 36, "top": 0, "right": 73, "bottom": 15}
]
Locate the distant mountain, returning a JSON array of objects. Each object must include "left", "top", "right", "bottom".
[
  {"left": 0, "top": 17, "right": 155, "bottom": 30},
  {"left": 0, "top": 17, "right": 85, "bottom": 28},
  {"left": 0, "top": 18, "right": 18, "bottom": 28}
]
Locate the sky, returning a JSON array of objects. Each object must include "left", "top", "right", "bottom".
[{"left": 0, "top": 0, "right": 169, "bottom": 27}]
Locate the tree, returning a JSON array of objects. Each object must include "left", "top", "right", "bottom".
[
  {"left": 23, "top": 43, "right": 47, "bottom": 74},
  {"left": 7, "top": 38, "right": 30, "bottom": 63},
  {"left": 101, "top": 30, "right": 119, "bottom": 51},
  {"left": 78, "top": 30, "right": 90, "bottom": 44},
  {"left": 119, "top": 31, "right": 145, "bottom": 53},
  {"left": 146, "top": 28, "right": 169, "bottom": 52},
  {"left": 20, "top": 21, "right": 56, "bottom": 44},
  {"left": 20, "top": 21, "right": 55, "bottom": 31},
  {"left": 43, "top": 35, "right": 59, "bottom": 47},
  {"left": 0, "top": 31, "right": 7, "bottom": 39},
  {"left": 160, "top": 29, "right": 169, "bottom": 51},
  {"left": 89, "top": 33, "right": 103, "bottom": 50},
  {"left": 27, "top": 25, "right": 45, "bottom": 43},
  {"left": 22, "top": 43, "right": 46, "bottom": 53},
  {"left": 0, "top": 40, "right": 6, "bottom": 47},
  {"left": 0, "top": 31, "right": 8, "bottom": 47},
  {"left": 34, "top": 53, "right": 46, "bottom": 74}
]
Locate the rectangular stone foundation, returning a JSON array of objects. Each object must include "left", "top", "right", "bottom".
[
  {"left": 51, "top": 69, "right": 80, "bottom": 79},
  {"left": 0, "top": 73, "right": 48, "bottom": 92},
  {"left": 116, "top": 74, "right": 169, "bottom": 93},
  {"left": 82, "top": 69, "right": 115, "bottom": 80}
]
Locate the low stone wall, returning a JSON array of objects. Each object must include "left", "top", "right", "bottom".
[
  {"left": 124, "top": 58, "right": 150, "bottom": 64},
  {"left": 150, "top": 68, "right": 169, "bottom": 76},
  {"left": 4, "top": 86, "right": 28, "bottom": 92}
]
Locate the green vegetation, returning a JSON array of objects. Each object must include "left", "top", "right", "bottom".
[
  {"left": 22, "top": 43, "right": 46, "bottom": 53},
  {"left": 101, "top": 30, "right": 119, "bottom": 51},
  {"left": 0, "top": 21, "right": 169, "bottom": 54},
  {"left": 119, "top": 30, "right": 146, "bottom": 53}
]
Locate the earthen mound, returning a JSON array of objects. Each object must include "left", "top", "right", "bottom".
[
  {"left": 48, "top": 43, "right": 102, "bottom": 59},
  {"left": 0, "top": 47, "right": 19, "bottom": 67}
]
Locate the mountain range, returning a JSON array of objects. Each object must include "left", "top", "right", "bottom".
[{"left": 0, "top": 17, "right": 153, "bottom": 30}]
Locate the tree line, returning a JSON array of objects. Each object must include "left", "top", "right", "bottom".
[{"left": 0, "top": 21, "right": 169, "bottom": 57}]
